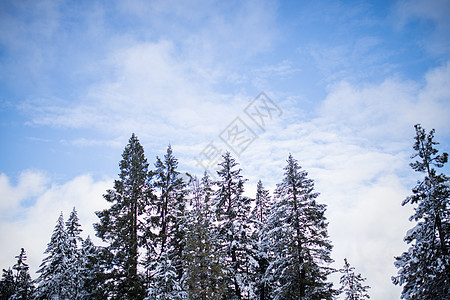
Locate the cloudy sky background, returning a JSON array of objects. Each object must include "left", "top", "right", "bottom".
[{"left": 1, "top": 0, "right": 450, "bottom": 298}]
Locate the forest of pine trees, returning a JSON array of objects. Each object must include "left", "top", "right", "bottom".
[{"left": 1, "top": 125, "right": 448, "bottom": 299}]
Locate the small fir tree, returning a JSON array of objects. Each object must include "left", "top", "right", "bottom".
[
  {"left": 34, "top": 213, "right": 72, "bottom": 299},
  {"left": 339, "top": 258, "right": 370, "bottom": 300},
  {"left": 11, "top": 248, "right": 34, "bottom": 300}
]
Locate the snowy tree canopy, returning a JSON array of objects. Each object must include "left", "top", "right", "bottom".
[{"left": 392, "top": 124, "right": 449, "bottom": 299}]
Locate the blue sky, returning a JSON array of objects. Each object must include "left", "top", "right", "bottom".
[{"left": 1, "top": 0, "right": 449, "bottom": 298}]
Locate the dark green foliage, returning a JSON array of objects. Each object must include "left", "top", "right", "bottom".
[
  {"left": 95, "top": 133, "right": 150, "bottom": 299},
  {"left": 0, "top": 268, "right": 16, "bottom": 299},
  {"left": 393, "top": 124, "right": 449, "bottom": 299},
  {"left": 185, "top": 173, "right": 226, "bottom": 299},
  {"left": 78, "top": 237, "right": 108, "bottom": 299}
]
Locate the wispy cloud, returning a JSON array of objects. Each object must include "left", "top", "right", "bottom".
[
  {"left": 393, "top": 0, "right": 450, "bottom": 55},
  {"left": 13, "top": 0, "right": 280, "bottom": 147}
]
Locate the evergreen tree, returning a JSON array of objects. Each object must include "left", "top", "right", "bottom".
[
  {"left": 147, "top": 145, "right": 188, "bottom": 299},
  {"left": 65, "top": 207, "right": 83, "bottom": 299},
  {"left": 184, "top": 173, "right": 226, "bottom": 299},
  {"left": 0, "top": 268, "right": 15, "bottom": 299},
  {"left": 213, "top": 152, "right": 253, "bottom": 299},
  {"left": 78, "top": 236, "right": 106, "bottom": 299},
  {"left": 249, "top": 180, "right": 272, "bottom": 300},
  {"left": 251, "top": 180, "right": 272, "bottom": 227},
  {"left": 339, "top": 258, "right": 370, "bottom": 300},
  {"left": 66, "top": 207, "right": 83, "bottom": 246},
  {"left": 147, "top": 251, "right": 183, "bottom": 299},
  {"left": 34, "top": 212, "right": 71, "bottom": 299},
  {"left": 95, "top": 133, "right": 150, "bottom": 299},
  {"left": 392, "top": 124, "right": 449, "bottom": 299},
  {"left": 264, "top": 154, "right": 335, "bottom": 299},
  {"left": 11, "top": 248, "right": 34, "bottom": 300}
]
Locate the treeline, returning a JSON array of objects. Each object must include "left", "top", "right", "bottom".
[{"left": 1, "top": 124, "right": 448, "bottom": 300}]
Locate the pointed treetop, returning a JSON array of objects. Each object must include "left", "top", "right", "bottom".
[
  {"left": 66, "top": 207, "right": 82, "bottom": 239},
  {"left": 339, "top": 258, "right": 370, "bottom": 299},
  {"left": 411, "top": 124, "right": 448, "bottom": 173},
  {"left": 13, "top": 248, "right": 29, "bottom": 270}
]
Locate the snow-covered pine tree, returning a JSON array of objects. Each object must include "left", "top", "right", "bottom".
[
  {"left": 78, "top": 236, "right": 106, "bottom": 299},
  {"left": 147, "top": 250, "right": 184, "bottom": 300},
  {"left": 34, "top": 212, "right": 72, "bottom": 299},
  {"left": 339, "top": 258, "right": 370, "bottom": 300},
  {"left": 66, "top": 207, "right": 83, "bottom": 245},
  {"left": 0, "top": 268, "right": 15, "bottom": 299},
  {"left": 146, "top": 145, "right": 188, "bottom": 299},
  {"left": 184, "top": 173, "right": 226, "bottom": 299},
  {"left": 249, "top": 180, "right": 272, "bottom": 300},
  {"left": 11, "top": 248, "right": 34, "bottom": 300},
  {"left": 392, "top": 124, "right": 449, "bottom": 299},
  {"left": 252, "top": 180, "right": 272, "bottom": 227},
  {"left": 264, "top": 154, "right": 335, "bottom": 299},
  {"left": 65, "top": 207, "right": 83, "bottom": 299},
  {"left": 95, "top": 133, "right": 150, "bottom": 299},
  {"left": 214, "top": 152, "right": 253, "bottom": 299}
]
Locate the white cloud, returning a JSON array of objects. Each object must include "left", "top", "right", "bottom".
[
  {"left": 0, "top": 172, "right": 112, "bottom": 276},
  {"left": 326, "top": 175, "right": 413, "bottom": 299},
  {"left": 21, "top": 36, "right": 269, "bottom": 150},
  {"left": 317, "top": 62, "right": 450, "bottom": 148},
  {"left": 0, "top": 170, "right": 49, "bottom": 214}
]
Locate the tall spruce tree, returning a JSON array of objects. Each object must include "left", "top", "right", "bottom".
[
  {"left": 339, "top": 258, "right": 370, "bottom": 300},
  {"left": 147, "top": 145, "right": 188, "bottom": 299},
  {"left": 35, "top": 212, "right": 72, "bottom": 299},
  {"left": 392, "top": 124, "right": 449, "bottom": 299},
  {"left": 213, "top": 152, "right": 253, "bottom": 299},
  {"left": 11, "top": 248, "right": 34, "bottom": 300},
  {"left": 264, "top": 154, "right": 335, "bottom": 299},
  {"left": 249, "top": 180, "right": 272, "bottom": 300},
  {"left": 184, "top": 173, "right": 226, "bottom": 299},
  {"left": 95, "top": 133, "right": 150, "bottom": 299}
]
